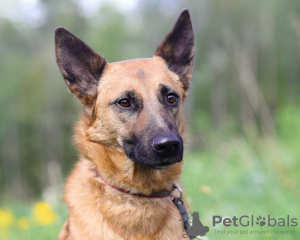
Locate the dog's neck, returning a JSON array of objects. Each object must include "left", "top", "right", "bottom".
[{"left": 96, "top": 169, "right": 175, "bottom": 198}]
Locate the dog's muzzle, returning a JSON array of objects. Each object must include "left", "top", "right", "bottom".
[{"left": 122, "top": 130, "right": 183, "bottom": 170}]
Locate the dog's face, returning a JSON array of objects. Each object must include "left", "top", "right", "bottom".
[
  {"left": 94, "top": 57, "right": 185, "bottom": 169},
  {"left": 55, "top": 10, "right": 194, "bottom": 170}
]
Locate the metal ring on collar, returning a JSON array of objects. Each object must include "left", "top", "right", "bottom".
[{"left": 172, "top": 184, "right": 183, "bottom": 200}]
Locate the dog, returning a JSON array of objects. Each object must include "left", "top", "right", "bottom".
[{"left": 55, "top": 9, "right": 194, "bottom": 240}]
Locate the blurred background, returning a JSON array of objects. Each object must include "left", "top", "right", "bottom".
[{"left": 0, "top": 0, "right": 300, "bottom": 239}]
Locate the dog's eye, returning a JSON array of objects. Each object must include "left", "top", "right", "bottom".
[
  {"left": 118, "top": 98, "right": 131, "bottom": 108},
  {"left": 166, "top": 94, "right": 178, "bottom": 104}
]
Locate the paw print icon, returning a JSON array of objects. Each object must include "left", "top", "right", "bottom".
[{"left": 256, "top": 216, "right": 266, "bottom": 226}]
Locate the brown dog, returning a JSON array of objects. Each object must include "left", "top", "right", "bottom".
[{"left": 55, "top": 9, "right": 194, "bottom": 240}]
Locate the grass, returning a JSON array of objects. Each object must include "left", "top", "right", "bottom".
[
  {"left": 181, "top": 140, "right": 299, "bottom": 240},
  {"left": 180, "top": 107, "right": 300, "bottom": 239},
  {"left": 0, "top": 201, "right": 67, "bottom": 240}
]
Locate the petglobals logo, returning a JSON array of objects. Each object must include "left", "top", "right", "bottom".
[
  {"left": 212, "top": 215, "right": 298, "bottom": 237},
  {"left": 179, "top": 210, "right": 298, "bottom": 238},
  {"left": 212, "top": 215, "right": 298, "bottom": 227}
]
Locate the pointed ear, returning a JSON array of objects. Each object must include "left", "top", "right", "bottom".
[
  {"left": 155, "top": 9, "right": 194, "bottom": 92},
  {"left": 55, "top": 27, "right": 106, "bottom": 108}
]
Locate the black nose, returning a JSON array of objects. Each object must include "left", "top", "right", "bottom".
[{"left": 152, "top": 134, "right": 180, "bottom": 157}]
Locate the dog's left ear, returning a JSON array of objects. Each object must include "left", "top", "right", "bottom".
[
  {"left": 55, "top": 27, "right": 106, "bottom": 108},
  {"left": 155, "top": 9, "right": 194, "bottom": 92}
]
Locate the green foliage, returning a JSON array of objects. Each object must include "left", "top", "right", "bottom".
[
  {"left": 277, "top": 106, "right": 300, "bottom": 149},
  {"left": 0, "top": 201, "right": 67, "bottom": 240},
  {"left": 181, "top": 131, "right": 300, "bottom": 239}
]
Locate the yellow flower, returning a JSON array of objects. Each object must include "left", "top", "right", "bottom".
[
  {"left": 33, "top": 202, "right": 57, "bottom": 225},
  {"left": 0, "top": 208, "right": 15, "bottom": 228},
  {"left": 17, "top": 217, "right": 30, "bottom": 230}
]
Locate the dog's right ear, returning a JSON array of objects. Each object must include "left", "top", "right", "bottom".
[{"left": 55, "top": 27, "right": 106, "bottom": 108}]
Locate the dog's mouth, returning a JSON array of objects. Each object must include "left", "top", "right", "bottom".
[{"left": 151, "top": 162, "right": 176, "bottom": 170}]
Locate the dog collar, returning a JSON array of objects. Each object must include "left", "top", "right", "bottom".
[{"left": 96, "top": 170, "right": 175, "bottom": 198}]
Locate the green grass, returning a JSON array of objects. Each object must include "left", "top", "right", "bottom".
[
  {"left": 0, "top": 201, "right": 67, "bottom": 240},
  {"left": 181, "top": 138, "right": 300, "bottom": 239}
]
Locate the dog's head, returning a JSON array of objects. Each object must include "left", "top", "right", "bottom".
[{"left": 55, "top": 10, "right": 194, "bottom": 171}]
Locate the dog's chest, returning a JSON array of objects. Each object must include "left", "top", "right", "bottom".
[{"left": 63, "top": 162, "right": 186, "bottom": 239}]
